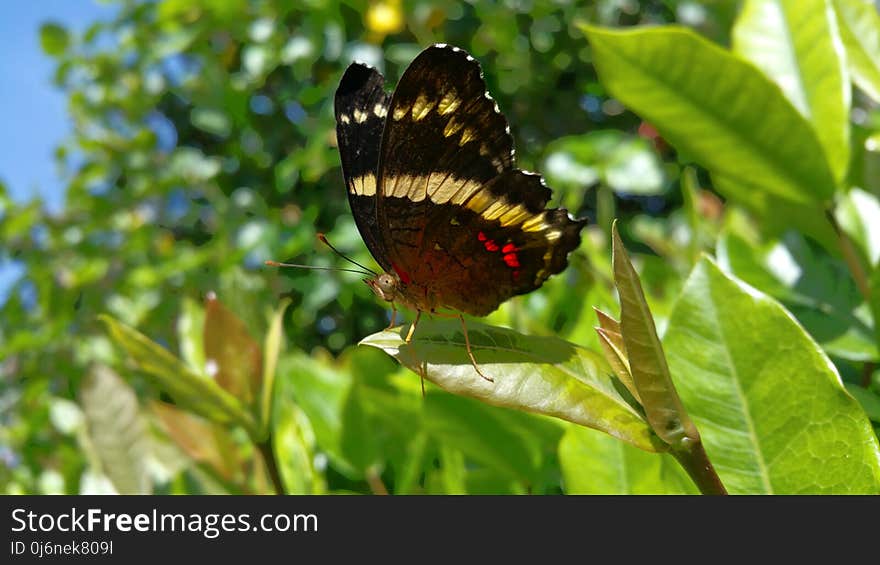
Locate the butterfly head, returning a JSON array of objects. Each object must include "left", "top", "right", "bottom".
[{"left": 365, "top": 272, "right": 400, "bottom": 302}]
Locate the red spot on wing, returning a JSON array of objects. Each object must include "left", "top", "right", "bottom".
[
  {"left": 391, "top": 262, "right": 411, "bottom": 284},
  {"left": 502, "top": 243, "right": 517, "bottom": 254},
  {"left": 477, "top": 231, "right": 487, "bottom": 241},
  {"left": 484, "top": 240, "right": 500, "bottom": 252},
  {"left": 503, "top": 253, "right": 520, "bottom": 268}
]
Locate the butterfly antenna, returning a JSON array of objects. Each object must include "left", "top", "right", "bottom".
[
  {"left": 316, "top": 233, "right": 378, "bottom": 276},
  {"left": 264, "top": 261, "right": 374, "bottom": 276}
]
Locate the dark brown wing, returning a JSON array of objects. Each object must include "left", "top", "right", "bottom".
[
  {"left": 375, "top": 44, "right": 586, "bottom": 315},
  {"left": 385, "top": 170, "right": 586, "bottom": 316},
  {"left": 375, "top": 44, "right": 515, "bottom": 273},
  {"left": 334, "top": 62, "right": 392, "bottom": 271}
]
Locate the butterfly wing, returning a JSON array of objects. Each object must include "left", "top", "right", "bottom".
[
  {"left": 416, "top": 170, "right": 586, "bottom": 316},
  {"left": 375, "top": 45, "right": 513, "bottom": 272},
  {"left": 375, "top": 44, "right": 585, "bottom": 315},
  {"left": 334, "top": 62, "right": 392, "bottom": 272}
]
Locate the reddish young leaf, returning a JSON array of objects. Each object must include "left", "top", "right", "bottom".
[{"left": 203, "top": 292, "right": 263, "bottom": 406}]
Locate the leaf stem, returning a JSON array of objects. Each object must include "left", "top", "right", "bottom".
[
  {"left": 681, "top": 166, "right": 701, "bottom": 265},
  {"left": 366, "top": 468, "right": 389, "bottom": 495},
  {"left": 256, "top": 439, "right": 285, "bottom": 495},
  {"left": 826, "top": 208, "right": 871, "bottom": 302},
  {"left": 670, "top": 439, "right": 728, "bottom": 495},
  {"left": 825, "top": 208, "right": 880, "bottom": 356},
  {"left": 863, "top": 362, "right": 876, "bottom": 388},
  {"left": 597, "top": 182, "right": 615, "bottom": 236}
]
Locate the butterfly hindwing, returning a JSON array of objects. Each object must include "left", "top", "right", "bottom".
[
  {"left": 383, "top": 169, "right": 586, "bottom": 315},
  {"left": 334, "top": 62, "right": 392, "bottom": 271}
]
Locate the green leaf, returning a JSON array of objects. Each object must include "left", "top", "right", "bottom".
[
  {"left": 836, "top": 187, "right": 880, "bottom": 267},
  {"left": 39, "top": 22, "right": 70, "bottom": 56},
  {"left": 360, "top": 319, "right": 661, "bottom": 452},
  {"left": 717, "top": 225, "right": 878, "bottom": 361},
  {"left": 559, "top": 425, "right": 697, "bottom": 494},
  {"left": 272, "top": 367, "right": 323, "bottom": 494},
  {"left": 733, "top": 0, "right": 850, "bottom": 182},
  {"left": 392, "top": 433, "right": 429, "bottom": 494},
  {"left": 832, "top": 0, "right": 880, "bottom": 102},
  {"left": 177, "top": 297, "right": 206, "bottom": 375},
  {"left": 203, "top": 293, "right": 263, "bottom": 406},
  {"left": 438, "top": 446, "right": 468, "bottom": 494},
  {"left": 583, "top": 25, "right": 836, "bottom": 204},
  {"left": 713, "top": 176, "right": 838, "bottom": 254},
  {"left": 273, "top": 406, "right": 323, "bottom": 494},
  {"left": 423, "top": 393, "right": 560, "bottom": 485},
  {"left": 544, "top": 131, "right": 666, "bottom": 196},
  {"left": 340, "top": 382, "right": 382, "bottom": 473},
  {"left": 260, "top": 298, "right": 291, "bottom": 436},
  {"left": 845, "top": 384, "right": 880, "bottom": 423},
  {"left": 681, "top": 166, "right": 702, "bottom": 264},
  {"left": 663, "top": 258, "right": 880, "bottom": 493},
  {"left": 190, "top": 107, "right": 232, "bottom": 138},
  {"left": 80, "top": 365, "right": 150, "bottom": 494},
  {"left": 100, "top": 315, "right": 257, "bottom": 436},
  {"left": 612, "top": 221, "right": 698, "bottom": 446},
  {"left": 279, "top": 353, "right": 359, "bottom": 477}
]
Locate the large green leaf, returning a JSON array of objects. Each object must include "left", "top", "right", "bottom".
[
  {"left": 559, "top": 425, "right": 697, "bottom": 494},
  {"left": 733, "top": 0, "right": 850, "bottom": 182},
  {"left": 278, "top": 353, "right": 355, "bottom": 476},
  {"left": 79, "top": 365, "right": 150, "bottom": 494},
  {"left": 423, "top": 393, "right": 563, "bottom": 486},
  {"left": 360, "top": 319, "right": 662, "bottom": 452},
  {"left": 279, "top": 352, "right": 386, "bottom": 478},
  {"left": 100, "top": 315, "right": 257, "bottom": 436},
  {"left": 583, "top": 25, "right": 836, "bottom": 204},
  {"left": 663, "top": 258, "right": 880, "bottom": 493},
  {"left": 832, "top": 0, "right": 880, "bottom": 102},
  {"left": 717, "top": 222, "right": 878, "bottom": 361}
]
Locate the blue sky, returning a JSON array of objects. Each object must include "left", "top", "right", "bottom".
[
  {"left": 0, "top": 1, "right": 112, "bottom": 211},
  {"left": 0, "top": 1, "right": 112, "bottom": 301}
]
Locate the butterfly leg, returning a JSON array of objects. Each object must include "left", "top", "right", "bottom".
[
  {"left": 385, "top": 303, "right": 398, "bottom": 330},
  {"left": 401, "top": 310, "right": 427, "bottom": 395},
  {"left": 459, "top": 314, "right": 494, "bottom": 383},
  {"left": 405, "top": 310, "right": 422, "bottom": 344}
]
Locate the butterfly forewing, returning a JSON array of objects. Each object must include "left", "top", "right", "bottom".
[
  {"left": 375, "top": 45, "right": 516, "bottom": 268},
  {"left": 378, "top": 45, "right": 515, "bottom": 192},
  {"left": 334, "top": 62, "right": 393, "bottom": 271}
]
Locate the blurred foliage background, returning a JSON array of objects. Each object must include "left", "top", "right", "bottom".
[{"left": 1, "top": 0, "right": 879, "bottom": 495}]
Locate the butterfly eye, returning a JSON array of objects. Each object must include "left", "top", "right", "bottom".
[
  {"left": 366, "top": 273, "right": 399, "bottom": 302},
  {"left": 378, "top": 274, "right": 397, "bottom": 291}
]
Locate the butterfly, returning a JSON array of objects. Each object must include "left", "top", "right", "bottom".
[{"left": 334, "top": 44, "right": 586, "bottom": 381}]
